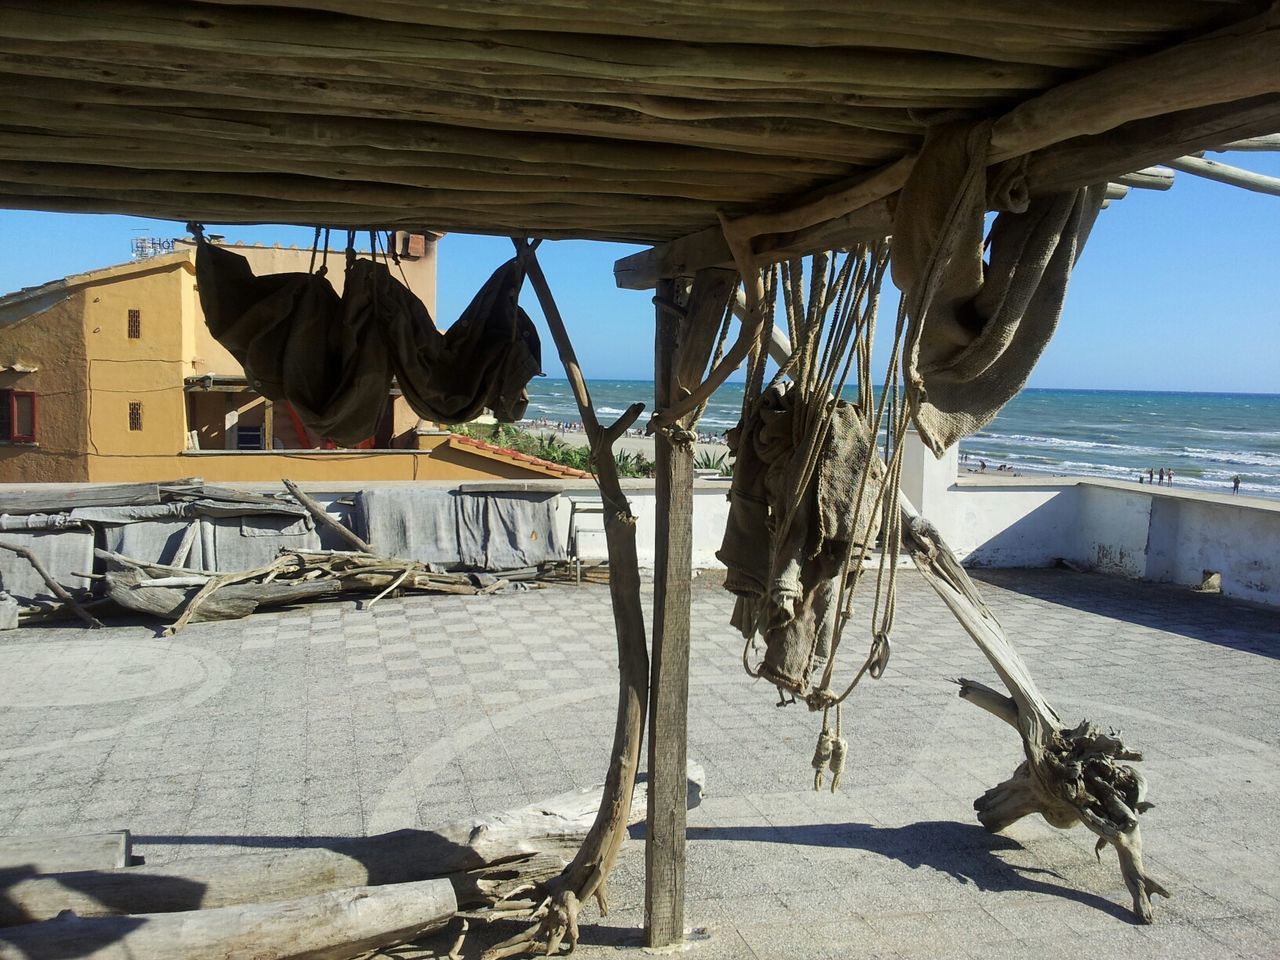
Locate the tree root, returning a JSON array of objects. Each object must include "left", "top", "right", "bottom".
[
  {"left": 970, "top": 706, "right": 1170, "bottom": 922},
  {"left": 482, "top": 886, "right": 582, "bottom": 960}
]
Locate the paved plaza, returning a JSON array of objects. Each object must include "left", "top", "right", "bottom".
[{"left": 0, "top": 567, "right": 1277, "bottom": 958}]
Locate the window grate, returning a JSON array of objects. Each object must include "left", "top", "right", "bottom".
[
  {"left": 127, "top": 309, "right": 141, "bottom": 339},
  {"left": 128, "top": 401, "right": 143, "bottom": 431}
]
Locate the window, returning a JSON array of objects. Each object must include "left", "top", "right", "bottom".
[
  {"left": 0, "top": 390, "right": 37, "bottom": 443},
  {"left": 128, "top": 401, "right": 143, "bottom": 431},
  {"left": 127, "top": 309, "right": 141, "bottom": 339},
  {"left": 236, "top": 426, "right": 264, "bottom": 450}
]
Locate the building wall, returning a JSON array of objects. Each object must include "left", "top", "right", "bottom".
[
  {"left": 0, "top": 290, "right": 91, "bottom": 481},
  {"left": 0, "top": 236, "right": 443, "bottom": 482},
  {"left": 83, "top": 433, "right": 567, "bottom": 483},
  {"left": 83, "top": 261, "right": 193, "bottom": 479}
]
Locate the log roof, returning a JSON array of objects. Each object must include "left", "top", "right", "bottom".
[{"left": 0, "top": 1, "right": 1277, "bottom": 247}]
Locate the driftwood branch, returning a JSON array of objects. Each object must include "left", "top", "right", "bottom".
[
  {"left": 498, "top": 237, "right": 650, "bottom": 959},
  {"left": 899, "top": 497, "right": 1168, "bottom": 923},
  {"left": 101, "top": 550, "right": 512, "bottom": 631},
  {"left": 0, "top": 539, "right": 102, "bottom": 628},
  {"left": 282, "top": 478, "right": 374, "bottom": 553}
]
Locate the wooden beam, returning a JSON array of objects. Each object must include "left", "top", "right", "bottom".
[
  {"left": 193, "top": 0, "right": 1230, "bottom": 69},
  {"left": 1209, "top": 134, "right": 1280, "bottom": 151},
  {"left": 0, "top": 0, "right": 1063, "bottom": 93},
  {"left": 1164, "top": 154, "right": 1280, "bottom": 196},
  {"left": 1113, "top": 167, "right": 1175, "bottom": 190},
  {"left": 987, "top": 8, "right": 1280, "bottom": 162},
  {"left": 1026, "top": 94, "right": 1280, "bottom": 195},
  {"left": 646, "top": 277, "right": 690, "bottom": 948},
  {"left": 614, "top": 15, "right": 1280, "bottom": 287},
  {"left": 614, "top": 200, "right": 893, "bottom": 289}
]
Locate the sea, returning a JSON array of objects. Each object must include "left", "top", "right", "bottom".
[{"left": 522, "top": 379, "right": 1280, "bottom": 500}]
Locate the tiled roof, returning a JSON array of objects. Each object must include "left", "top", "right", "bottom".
[{"left": 446, "top": 434, "right": 592, "bottom": 480}]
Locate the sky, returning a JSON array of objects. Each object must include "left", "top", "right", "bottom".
[{"left": 0, "top": 152, "right": 1276, "bottom": 394}]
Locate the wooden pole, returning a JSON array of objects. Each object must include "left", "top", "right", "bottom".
[
  {"left": 281, "top": 478, "right": 374, "bottom": 553},
  {"left": 1165, "top": 154, "right": 1280, "bottom": 196},
  {"left": 0, "top": 539, "right": 102, "bottom": 628},
  {"left": 645, "top": 278, "right": 694, "bottom": 947}
]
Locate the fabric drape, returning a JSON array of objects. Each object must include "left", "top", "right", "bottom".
[
  {"left": 718, "top": 381, "right": 883, "bottom": 695},
  {"left": 892, "top": 121, "right": 1106, "bottom": 456},
  {"left": 194, "top": 237, "right": 541, "bottom": 446}
]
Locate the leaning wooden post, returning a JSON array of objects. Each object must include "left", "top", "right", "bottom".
[{"left": 645, "top": 278, "right": 693, "bottom": 947}]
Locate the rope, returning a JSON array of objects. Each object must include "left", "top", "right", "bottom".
[
  {"left": 829, "top": 704, "right": 848, "bottom": 792},
  {"left": 811, "top": 709, "right": 834, "bottom": 791}
]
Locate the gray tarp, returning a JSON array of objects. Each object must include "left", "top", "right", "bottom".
[
  {"left": 100, "top": 520, "right": 208, "bottom": 570},
  {"left": 210, "top": 515, "right": 320, "bottom": 570},
  {"left": 359, "top": 488, "right": 563, "bottom": 571},
  {"left": 0, "top": 528, "right": 95, "bottom": 605}
]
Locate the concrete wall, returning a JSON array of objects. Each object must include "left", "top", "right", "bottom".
[{"left": 908, "top": 431, "right": 1280, "bottom": 607}]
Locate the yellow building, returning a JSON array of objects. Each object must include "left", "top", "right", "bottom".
[{"left": 0, "top": 236, "right": 576, "bottom": 484}]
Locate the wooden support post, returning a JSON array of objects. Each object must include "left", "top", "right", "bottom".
[
  {"left": 645, "top": 278, "right": 693, "bottom": 948},
  {"left": 261, "top": 398, "right": 274, "bottom": 450}
]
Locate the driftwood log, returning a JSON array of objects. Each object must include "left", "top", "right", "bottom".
[
  {"left": 0, "top": 539, "right": 102, "bottom": 628},
  {"left": 96, "top": 549, "right": 514, "bottom": 633},
  {"left": 0, "top": 766, "right": 703, "bottom": 927},
  {"left": 899, "top": 499, "right": 1168, "bottom": 922},
  {"left": 0, "top": 879, "right": 457, "bottom": 960},
  {"left": 0, "top": 831, "right": 131, "bottom": 874}
]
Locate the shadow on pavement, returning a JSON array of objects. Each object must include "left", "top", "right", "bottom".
[
  {"left": 686, "top": 819, "right": 1136, "bottom": 922},
  {"left": 971, "top": 568, "right": 1280, "bottom": 660}
]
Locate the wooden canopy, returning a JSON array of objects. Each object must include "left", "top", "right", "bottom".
[{"left": 0, "top": 0, "right": 1277, "bottom": 260}]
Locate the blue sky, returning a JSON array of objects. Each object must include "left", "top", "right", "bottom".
[{"left": 0, "top": 152, "right": 1276, "bottom": 394}]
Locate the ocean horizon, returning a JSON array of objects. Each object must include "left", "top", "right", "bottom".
[{"left": 521, "top": 379, "right": 1280, "bottom": 501}]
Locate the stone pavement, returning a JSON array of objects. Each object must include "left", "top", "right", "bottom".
[{"left": 0, "top": 568, "right": 1277, "bottom": 958}]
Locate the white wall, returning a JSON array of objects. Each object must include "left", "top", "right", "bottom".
[{"left": 904, "top": 428, "right": 1280, "bottom": 606}]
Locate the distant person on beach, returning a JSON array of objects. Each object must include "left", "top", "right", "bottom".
[
  {"left": 1148, "top": 468, "right": 1154, "bottom": 484},
  {"left": 1167, "top": 468, "right": 1174, "bottom": 485},
  {"left": 1158, "top": 467, "right": 1165, "bottom": 485},
  {"left": 979, "top": 459, "right": 987, "bottom": 472},
  {"left": 1233, "top": 475, "right": 1241, "bottom": 494}
]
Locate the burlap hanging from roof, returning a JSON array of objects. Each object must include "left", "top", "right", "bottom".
[
  {"left": 891, "top": 121, "right": 1106, "bottom": 456},
  {"left": 194, "top": 235, "right": 541, "bottom": 446}
]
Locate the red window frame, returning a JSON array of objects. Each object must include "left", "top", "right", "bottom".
[{"left": 4, "top": 390, "right": 37, "bottom": 443}]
